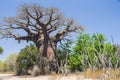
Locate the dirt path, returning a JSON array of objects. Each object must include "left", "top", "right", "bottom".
[
  {"left": 0, "top": 74, "right": 94, "bottom": 80},
  {"left": 0, "top": 74, "right": 13, "bottom": 80}
]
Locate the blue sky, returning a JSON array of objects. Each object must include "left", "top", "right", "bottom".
[{"left": 0, "top": 0, "right": 120, "bottom": 60}]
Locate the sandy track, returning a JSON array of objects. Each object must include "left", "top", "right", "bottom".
[
  {"left": 0, "top": 74, "right": 13, "bottom": 80},
  {"left": 0, "top": 74, "right": 93, "bottom": 80}
]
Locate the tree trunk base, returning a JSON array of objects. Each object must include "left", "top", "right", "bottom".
[{"left": 32, "top": 57, "right": 57, "bottom": 76}]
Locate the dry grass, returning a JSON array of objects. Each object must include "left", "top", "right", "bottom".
[
  {"left": 84, "top": 68, "right": 120, "bottom": 80},
  {"left": 1, "top": 69, "right": 120, "bottom": 80},
  {"left": 0, "top": 72, "right": 14, "bottom": 74}
]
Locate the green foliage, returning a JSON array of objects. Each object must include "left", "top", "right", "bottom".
[
  {"left": 56, "top": 40, "right": 73, "bottom": 73},
  {"left": 69, "top": 33, "right": 117, "bottom": 71},
  {"left": 16, "top": 44, "right": 38, "bottom": 75},
  {"left": 5, "top": 53, "right": 18, "bottom": 72},
  {"left": 0, "top": 53, "right": 18, "bottom": 72},
  {"left": 57, "top": 40, "right": 73, "bottom": 62},
  {"left": 0, "top": 47, "right": 3, "bottom": 54},
  {"left": 0, "top": 61, "right": 7, "bottom": 72}
]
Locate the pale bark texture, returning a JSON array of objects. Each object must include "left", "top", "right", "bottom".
[{"left": 0, "top": 4, "right": 84, "bottom": 75}]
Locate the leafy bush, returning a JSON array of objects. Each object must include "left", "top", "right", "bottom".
[
  {"left": 68, "top": 33, "right": 118, "bottom": 71},
  {"left": 16, "top": 44, "right": 38, "bottom": 75}
]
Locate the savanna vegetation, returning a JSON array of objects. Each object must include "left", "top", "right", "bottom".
[
  {"left": 0, "top": 53, "right": 18, "bottom": 73},
  {"left": 69, "top": 33, "right": 119, "bottom": 71},
  {"left": 0, "top": 33, "right": 120, "bottom": 79},
  {"left": 0, "top": 3, "right": 120, "bottom": 80}
]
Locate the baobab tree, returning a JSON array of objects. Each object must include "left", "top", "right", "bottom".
[{"left": 0, "top": 4, "right": 84, "bottom": 75}]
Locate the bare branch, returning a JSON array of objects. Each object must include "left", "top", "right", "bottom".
[
  {"left": 65, "top": 19, "right": 84, "bottom": 32},
  {"left": 0, "top": 3, "right": 84, "bottom": 46},
  {"left": 15, "top": 36, "right": 32, "bottom": 41},
  {"left": 47, "top": 23, "right": 59, "bottom": 33},
  {"left": 55, "top": 19, "right": 84, "bottom": 42}
]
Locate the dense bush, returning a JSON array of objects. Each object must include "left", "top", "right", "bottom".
[
  {"left": 68, "top": 33, "right": 118, "bottom": 71},
  {"left": 16, "top": 44, "right": 38, "bottom": 75}
]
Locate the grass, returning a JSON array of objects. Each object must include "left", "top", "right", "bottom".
[
  {"left": 0, "top": 71, "right": 14, "bottom": 74},
  {"left": 84, "top": 68, "right": 120, "bottom": 80}
]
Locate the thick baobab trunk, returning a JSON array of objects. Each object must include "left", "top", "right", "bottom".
[
  {"left": 32, "top": 35, "right": 57, "bottom": 75},
  {"left": 42, "top": 34, "right": 49, "bottom": 57},
  {"left": 36, "top": 46, "right": 57, "bottom": 75},
  {"left": 37, "top": 31, "right": 50, "bottom": 74}
]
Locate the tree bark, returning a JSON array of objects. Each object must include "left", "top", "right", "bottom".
[
  {"left": 34, "top": 29, "right": 57, "bottom": 75},
  {"left": 42, "top": 36, "right": 48, "bottom": 57}
]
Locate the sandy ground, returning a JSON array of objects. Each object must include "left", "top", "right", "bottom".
[{"left": 0, "top": 73, "right": 94, "bottom": 80}]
